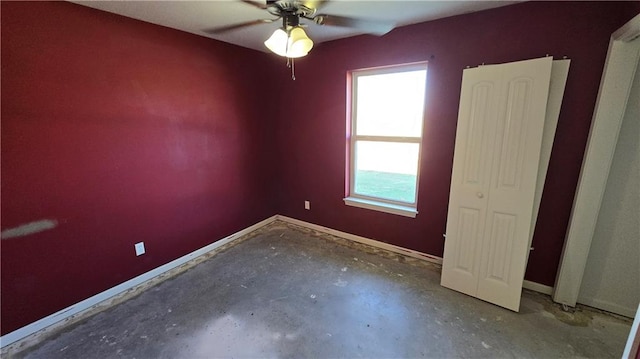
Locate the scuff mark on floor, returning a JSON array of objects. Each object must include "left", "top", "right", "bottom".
[
  {"left": 542, "top": 300, "right": 594, "bottom": 327},
  {"left": 333, "top": 279, "right": 348, "bottom": 287}
]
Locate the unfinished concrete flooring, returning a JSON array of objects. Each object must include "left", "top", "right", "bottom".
[{"left": 14, "top": 222, "right": 632, "bottom": 358}]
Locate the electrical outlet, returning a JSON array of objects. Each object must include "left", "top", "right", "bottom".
[
  {"left": 135, "top": 242, "right": 146, "bottom": 256},
  {"left": 304, "top": 200, "right": 310, "bottom": 210}
]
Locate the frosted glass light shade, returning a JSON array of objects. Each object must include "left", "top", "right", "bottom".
[
  {"left": 264, "top": 29, "right": 289, "bottom": 56},
  {"left": 264, "top": 27, "right": 313, "bottom": 58}
]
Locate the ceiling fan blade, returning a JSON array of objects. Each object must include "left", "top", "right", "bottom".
[
  {"left": 203, "top": 19, "right": 277, "bottom": 34},
  {"left": 314, "top": 14, "right": 394, "bottom": 36},
  {"left": 240, "top": 0, "right": 268, "bottom": 10}
]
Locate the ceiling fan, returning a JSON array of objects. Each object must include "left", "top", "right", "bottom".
[{"left": 204, "top": 0, "right": 395, "bottom": 59}]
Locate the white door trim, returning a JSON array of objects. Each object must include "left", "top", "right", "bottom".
[
  {"left": 553, "top": 14, "right": 640, "bottom": 307},
  {"left": 623, "top": 304, "right": 640, "bottom": 359}
]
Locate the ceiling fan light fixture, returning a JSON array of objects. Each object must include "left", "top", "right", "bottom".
[
  {"left": 264, "top": 28, "right": 288, "bottom": 56},
  {"left": 264, "top": 26, "right": 313, "bottom": 58},
  {"left": 288, "top": 27, "right": 313, "bottom": 57}
]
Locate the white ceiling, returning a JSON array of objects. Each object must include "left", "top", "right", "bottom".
[{"left": 71, "top": 1, "right": 520, "bottom": 53}]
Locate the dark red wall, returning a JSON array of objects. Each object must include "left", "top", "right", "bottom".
[
  {"left": 273, "top": 2, "right": 640, "bottom": 286},
  {"left": 2, "top": 0, "right": 639, "bottom": 337},
  {"left": 1, "top": 2, "right": 276, "bottom": 334}
]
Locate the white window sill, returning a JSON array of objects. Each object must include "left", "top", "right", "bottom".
[{"left": 343, "top": 197, "right": 418, "bottom": 218}]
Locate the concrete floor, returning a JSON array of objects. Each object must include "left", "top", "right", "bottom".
[{"left": 12, "top": 222, "right": 633, "bottom": 358}]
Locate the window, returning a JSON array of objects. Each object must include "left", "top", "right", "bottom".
[{"left": 345, "top": 63, "right": 427, "bottom": 218}]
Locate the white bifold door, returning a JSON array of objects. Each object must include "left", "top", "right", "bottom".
[{"left": 441, "top": 57, "right": 569, "bottom": 311}]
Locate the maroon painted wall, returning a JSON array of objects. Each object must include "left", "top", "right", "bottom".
[
  {"left": 273, "top": 2, "right": 640, "bottom": 286},
  {"left": 2, "top": 0, "right": 638, "bottom": 337},
  {"left": 1, "top": 2, "right": 276, "bottom": 334}
]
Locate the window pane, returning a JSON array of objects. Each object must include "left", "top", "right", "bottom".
[
  {"left": 355, "top": 70, "right": 426, "bottom": 137},
  {"left": 354, "top": 141, "right": 419, "bottom": 203}
]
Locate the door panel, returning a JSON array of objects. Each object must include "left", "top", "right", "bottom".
[
  {"left": 441, "top": 67, "right": 502, "bottom": 296},
  {"left": 497, "top": 78, "right": 533, "bottom": 190},
  {"left": 453, "top": 207, "right": 481, "bottom": 274},
  {"left": 462, "top": 83, "right": 494, "bottom": 185},
  {"left": 529, "top": 60, "right": 570, "bottom": 250},
  {"left": 477, "top": 57, "right": 553, "bottom": 311},
  {"left": 485, "top": 212, "right": 516, "bottom": 283}
]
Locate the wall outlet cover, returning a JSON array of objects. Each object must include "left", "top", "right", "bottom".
[{"left": 135, "top": 242, "right": 145, "bottom": 256}]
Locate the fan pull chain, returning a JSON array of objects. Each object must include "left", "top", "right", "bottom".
[
  {"left": 286, "top": 57, "right": 296, "bottom": 81},
  {"left": 283, "top": 28, "right": 295, "bottom": 81}
]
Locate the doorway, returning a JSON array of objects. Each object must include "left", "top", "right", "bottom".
[{"left": 553, "top": 14, "right": 640, "bottom": 316}]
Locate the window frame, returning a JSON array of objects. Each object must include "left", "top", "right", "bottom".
[{"left": 344, "top": 62, "right": 428, "bottom": 218}]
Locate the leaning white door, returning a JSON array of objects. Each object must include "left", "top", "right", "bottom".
[
  {"left": 442, "top": 57, "right": 553, "bottom": 311},
  {"left": 440, "top": 64, "right": 503, "bottom": 297},
  {"left": 476, "top": 58, "right": 553, "bottom": 311}
]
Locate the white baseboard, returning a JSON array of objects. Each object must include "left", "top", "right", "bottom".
[
  {"left": 276, "top": 215, "right": 444, "bottom": 265},
  {"left": 523, "top": 280, "right": 554, "bottom": 295},
  {"left": 577, "top": 297, "right": 637, "bottom": 318},
  {"left": 277, "top": 215, "right": 554, "bottom": 296},
  {"left": 0, "top": 215, "right": 277, "bottom": 349}
]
